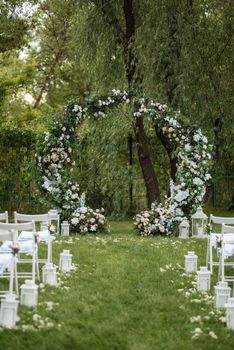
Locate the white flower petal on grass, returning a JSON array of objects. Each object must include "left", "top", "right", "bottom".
[
  {"left": 191, "top": 299, "right": 202, "bottom": 304},
  {"left": 45, "top": 301, "right": 54, "bottom": 311},
  {"left": 190, "top": 315, "right": 202, "bottom": 323},
  {"left": 179, "top": 305, "right": 185, "bottom": 310},
  {"left": 32, "top": 314, "right": 41, "bottom": 322},
  {"left": 219, "top": 316, "right": 226, "bottom": 323},
  {"left": 160, "top": 267, "right": 166, "bottom": 272},
  {"left": 39, "top": 319, "right": 45, "bottom": 326},
  {"left": 63, "top": 286, "right": 70, "bottom": 290},
  {"left": 22, "top": 325, "right": 36, "bottom": 332},
  {"left": 46, "top": 322, "right": 54, "bottom": 328},
  {"left": 209, "top": 331, "right": 218, "bottom": 339},
  {"left": 203, "top": 316, "right": 210, "bottom": 321},
  {"left": 191, "top": 327, "right": 203, "bottom": 340}
]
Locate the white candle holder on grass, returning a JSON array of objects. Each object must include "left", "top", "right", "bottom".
[
  {"left": 42, "top": 263, "right": 57, "bottom": 286},
  {"left": 225, "top": 297, "right": 234, "bottom": 329},
  {"left": 179, "top": 218, "right": 190, "bottom": 239},
  {"left": 61, "top": 221, "right": 70, "bottom": 236},
  {"left": 185, "top": 251, "right": 197, "bottom": 273},
  {"left": 59, "top": 250, "right": 72, "bottom": 272},
  {"left": 197, "top": 266, "right": 211, "bottom": 291},
  {"left": 0, "top": 293, "right": 19, "bottom": 328},
  {"left": 191, "top": 206, "right": 208, "bottom": 238},
  {"left": 214, "top": 281, "right": 231, "bottom": 309},
  {"left": 20, "top": 280, "right": 38, "bottom": 307}
]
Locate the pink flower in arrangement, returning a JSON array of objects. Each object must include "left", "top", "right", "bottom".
[
  {"left": 48, "top": 224, "right": 56, "bottom": 234},
  {"left": 159, "top": 226, "right": 165, "bottom": 233},
  {"left": 51, "top": 153, "right": 58, "bottom": 162}
]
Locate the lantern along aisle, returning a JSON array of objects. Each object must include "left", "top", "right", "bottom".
[
  {"left": 197, "top": 266, "right": 211, "bottom": 291},
  {"left": 185, "top": 251, "right": 197, "bottom": 273},
  {"left": 59, "top": 250, "right": 72, "bottom": 272},
  {"left": 214, "top": 281, "right": 231, "bottom": 309},
  {"left": 0, "top": 293, "right": 19, "bottom": 328},
  {"left": 191, "top": 206, "right": 208, "bottom": 238},
  {"left": 225, "top": 297, "right": 234, "bottom": 329},
  {"left": 42, "top": 262, "right": 57, "bottom": 286},
  {"left": 20, "top": 280, "right": 38, "bottom": 307},
  {"left": 61, "top": 221, "right": 70, "bottom": 236},
  {"left": 179, "top": 218, "right": 190, "bottom": 239}
]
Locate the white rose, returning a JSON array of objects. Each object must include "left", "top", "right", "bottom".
[
  {"left": 80, "top": 207, "right": 87, "bottom": 214},
  {"left": 193, "top": 177, "right": 204, "bottom": 186},
  {"left": 71, "top": 217, "right": 79, "bottom": 225}
]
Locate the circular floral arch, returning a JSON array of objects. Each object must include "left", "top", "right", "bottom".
[{"left": 37, "top": 90, "right": 212, "bottom": 235}]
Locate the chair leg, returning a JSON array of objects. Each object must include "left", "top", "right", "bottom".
[
  {"left": 47, "top": 238, "right": 52, "bottom": 263},
  {"left": 220, "top": 246, "right": 225, "bottom": 282},
  {"left": 32, "top": 249, "right": 36, "bottom": 283},
  {"left": 206, "top": 236, "right": 210, "bottom": 269},
  {"left": 14, "top": 256, "right": 19, "bottom": 297},
  {"left": 9, "top": 256, "right": 14, "bottom": 294},
  {"left": 209, "top": 238, "right": 213, "bottom": 274},
  {"left": 36, "top": 248, "right": 40, "bottom": 281}
]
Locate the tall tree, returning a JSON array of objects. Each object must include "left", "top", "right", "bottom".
[
  {"left": 88, "top": 0, "right": 161, "bottom": 206},
  {"left": 32, "top": 0, "right": 80, "bottom": 109},
  {"left": 0, "top": 0, "right": 33, "bottom": 53}
]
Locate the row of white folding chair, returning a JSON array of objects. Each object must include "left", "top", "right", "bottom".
[
  {"left": 206, "top": 214, "right": 234, "bottom": 274},
  {"left": 0, "top": 211, "right": 13, "bottom": 296},
  {"left": 0, "top": 211, "right": 53, "bottom": 280},
  {"left": 219, "top": 224, "right": 234, "bottom": 283},
  {"left": 0, "top": 228, "right": 17, "bottom": 297},
  {"left": 0, "top": 221, "right": 37, "bottom": 297},
  {"left": 1, "top": 211, "right": 54, "bottom": 266},
  {"left": 14, "top": 212, "right": 53, "bottom": 265}
]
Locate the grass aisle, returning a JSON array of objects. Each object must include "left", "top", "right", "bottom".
[{"left": 0, "top": 221, "right": 234, "bottom": 350}]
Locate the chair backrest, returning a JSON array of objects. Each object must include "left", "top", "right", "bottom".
[
  {"left": 0, "top": 221, "right": 36, "bottom": 241},
  {"left": 210, "top": 214, "right": 234, "bottom": 225},
  {"left": 14, "top": 212, "right": 50, "bottom": 224},
  {"left": 222, "top": 224, "right": 234, "bottom": 234},
  {"left": 0, "top": 211, "right": 8, "bottom": 223}
]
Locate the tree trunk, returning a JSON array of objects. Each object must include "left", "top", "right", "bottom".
[
  {"left": 123, "top": 0, "right": 161, "bottom": 206},
  {"left": 135, "top": 117, "right": 161, "bottom": 207}
]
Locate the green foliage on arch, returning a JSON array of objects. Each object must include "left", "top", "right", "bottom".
[{"left": 37, "top": 90, "right": 212, "bottom": 235}]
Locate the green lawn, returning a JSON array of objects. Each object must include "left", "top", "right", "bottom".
[{"left": 0, "top": 219, "right": 234, "bottom": 350}]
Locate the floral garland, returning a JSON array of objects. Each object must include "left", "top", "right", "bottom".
[{"left": 36, "top": 89, "right": 212, "bottom": 235}]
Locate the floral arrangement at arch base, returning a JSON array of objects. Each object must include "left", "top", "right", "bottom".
[
  {"left": 71, "top": 205, "right": 108, "bottom": 234},
  {"left": 36, "top": 89, "right": 212, "bottom": 235}
]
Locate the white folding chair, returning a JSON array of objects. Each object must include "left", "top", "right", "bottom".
[
  {"left": 0, "top": 211, "right": 8, "bottom": 223},
  {"left": 0, "top": 228, "right": 18, "bottom": 297},
  {"left": 0, "top": 211, "right": 9, "bottom": 241},
  {"left": 14, "top": 212, "right": 54, "bottom": 265},
  {"left": 0, "top": 221, "right": 37, "bottom": 294},
  {"left": 219, "top": 224, "right": 234, "bottom": 283},
  {"left": 206, "top": 214, "right": 234, "bottom": 274}
]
